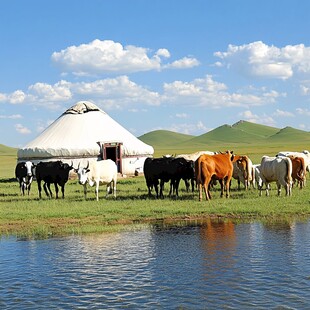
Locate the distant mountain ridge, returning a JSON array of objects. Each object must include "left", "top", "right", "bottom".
[{"left": 139, "top": 120, "right": 310, "bottom": 148}]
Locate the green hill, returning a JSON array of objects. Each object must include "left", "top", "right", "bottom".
[
  {"left": 268, "top": 126, "right": 310, "bottom": 143},
  {"left": 139, "top": 130, "right": 194, "bottom": 147},
  {"left": 189, "top": 124, "right": 266, "bottom": 144},
  {"left": 0, "top": 144, "right": 17, "bottom": 156},
  {"left": 232, "top": 120, "right": 279, "bottom": 138},
  {"left": 138, "top": 121, "right": 310, "bottom": 156}
]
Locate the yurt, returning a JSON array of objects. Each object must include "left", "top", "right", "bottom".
[{"left": 17, "top": 101, "right": 154, "bottom": 175}]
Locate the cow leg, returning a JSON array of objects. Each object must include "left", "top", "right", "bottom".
[
  {"left": 225, "top": 177, "right": 231, "bottom": 198},
  {"left": 154, "top": 179, "right": 159, "bottom": 198},
  {"left": 168, "top": 180, "right": 174, "bottom": 196},
  {"left": 37, "top": 180, "right": 42, "bottom": 199},
  {"left": 112, "top": 180, "right": 116, "bottom": 198},
  {"left": 43, "top": 182, "right": 50, "bottom": 198},
  {"left": 96, "top": 182, "right": 99, "bottom": 201},
  {"left": 175, "top": 179, "right": 181, "bottom": 197},
  {"left": 106, "top": 183, "right": 111, "bottom": 197},
  {"left": 54, "top": 183, "right": 59, "bottom": 199},
  {"left": 83, "top": 184, "right": 87, "bottom": 199},
  {"left": 19, "top": 181, "right": 24, "bottom": 195},
  {"left": 159, "top": 180, "right": 165, "bottom": 199},
  {"left": 184, "top": 179, "right": 190, "bottom": 192},
  {"left": 61, "top": 185, "right": 65, "bottom": 199}
]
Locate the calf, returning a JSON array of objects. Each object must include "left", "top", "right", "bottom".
[
  {"left": 15, "top": 161, "right": 35, "bottom": 195},
  {"left": 75, "top": 159, "right": 117, "bottom": 201},
  {"left": 36, "top": 161, "right": 74, "bottom": 199}
]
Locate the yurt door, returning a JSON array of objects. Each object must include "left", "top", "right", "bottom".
[{"left": 99, "top": 142, "right": 122, "bottom": 173}]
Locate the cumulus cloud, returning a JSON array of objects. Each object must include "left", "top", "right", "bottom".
[
  {"left": 1, "top": 74, "right": 283, "bottom": 114},
  {"left": 165, "top": 57, "right": 200, "bottom": 69},
  {"left": 51, "top": 39, "right": 199, "bottom": 76},
  {"left": 163, "top": 75, "right": 282, "bottom": 108},
  {"left": 29, "top": 80, "right": 72, "bottom": 102},
  {"left": 15, "top": 124, "right": 31, "bottom": 134},
  {"left": 215, "top": 41, "right": 310, "bottom": 80}
]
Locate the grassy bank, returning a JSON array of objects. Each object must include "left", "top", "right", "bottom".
[{"left": 1, "top": 172, "right": 310, "bottom": 239}]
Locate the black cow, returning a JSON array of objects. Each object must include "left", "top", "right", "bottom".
[
  {"left": 15, "top": 161, "right": 35, "bottom": 195},
  {"left": 143, "top": 157, "right": 195, "bottom": 198},
  {"left": 35, "top": 161, "right": 74, "bottom": 199}
]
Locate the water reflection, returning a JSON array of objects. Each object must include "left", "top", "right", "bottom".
[{"left": 1, "top": 219, "right": 310, "bottom": 309}]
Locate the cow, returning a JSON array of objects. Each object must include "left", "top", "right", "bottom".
[
  {"left": 195, "top": 150, "right": 235, "bottom": 201},
  {"left": 75, "top": 159, "right": 117, "bottom": 201},
  {"left": 15, "top": 161, "right": 35, "bottom": 195},
  {"left": 176, "top": 150, "right": 215, "bottom": 162},
  {"left": 232, "top": 155, "right": 254, "bottom": 190},
  {"left": 286, "top": 155, "right": 306, "bottom": 189},
  {"left": 143, "top": 157, "right": 195, "bottom": 198},
  {"left": 277, "top": 151, "right": 310, "bottom": 187},
  {"left": 36, "top": 161, "right": 74, "bottom": 199},
  {"left": 259, "top": 155, "right": 292, "bottom": 196}
]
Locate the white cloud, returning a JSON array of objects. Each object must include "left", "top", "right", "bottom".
[
  {"left": 163, "top": 75, "right": 282, "bottom": 108},
  {"left": 273, "top": 109, "right": 294, "bottom": 117},
  {"left": 51, "top": 39, "right": 199, "bottom": 76},
  {"left": 29, "top": 80, "right": 72, "bottom": 102},
  {"left": 175, "top": 113, "right": 189, "bottom": 119},
  {"left": 15, "top": 124, "right": 31, "bottom": 134},
  {"left": 72, "top": 76, "right": 161, "bottom": 108},
  {"left": 296, "top": 108, "right": 310, "bottom": 116},
  {"left": 165, "top": 57, "right": 200, "bottom": 69},
  {"left": 215, "top": 41, "right": 310, "bottom": 80},
  {"left": 238, "top": 110, "right": 276, "bottom": 126}
]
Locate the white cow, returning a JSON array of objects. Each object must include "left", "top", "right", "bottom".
[
  {"left": 176, "top": 150, "right": 215, "bottom": 162},
  {"left": 75, "top": 159, "right": 118, "bottom": 201},
  {"left": 260, "top": 156, "right": 293, "bottom": 196}
]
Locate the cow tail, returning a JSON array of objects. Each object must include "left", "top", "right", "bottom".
[
  {"left": 195, "top": 158, "right": 202, "bottom": 185},
  {"left": 297, "top": 158, "right": 305, "bottom": 179},
  {"left": 286, "top": 157, "right": 293, "bottom": 184}
]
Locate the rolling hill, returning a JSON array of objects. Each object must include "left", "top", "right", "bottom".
[{"left": 139, "top": 121, "right": 310, "bottom": 152}]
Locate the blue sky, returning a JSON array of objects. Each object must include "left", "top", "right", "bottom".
[{"left": 1, "top": 0, "right": 310, "bottom": 147}]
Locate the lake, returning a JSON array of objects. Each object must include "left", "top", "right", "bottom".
[{"left": 1, "top": 218, "right": 310, "bottom": 309}]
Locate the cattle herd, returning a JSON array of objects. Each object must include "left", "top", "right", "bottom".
[{"left": 15, "top": 150, "right": 310, "bottom": 201}]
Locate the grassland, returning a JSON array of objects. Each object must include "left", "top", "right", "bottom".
[{"left": 1, "top": 121, "right": 310, "bottom": 239}]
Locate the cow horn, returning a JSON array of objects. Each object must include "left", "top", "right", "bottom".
[{"left": 86, "top": 161, "right": 89, "bottom": 170}]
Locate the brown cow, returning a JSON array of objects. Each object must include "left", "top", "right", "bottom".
[
  {"left": 287, "top": 155, "right": 306, "bottom": 189},
  {"left": 195, "top": 150, "right": 235, "bottom": 201},
  {"left": 232, "top": 155, "right": 254, "bottom": 190}
]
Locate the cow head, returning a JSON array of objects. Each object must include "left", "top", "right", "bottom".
[
  {"left": 75, "top": 162, "right": 90, "bottom": 185},
  {"left": 25, "top": 161, "right": 35, "bottom": 177}
]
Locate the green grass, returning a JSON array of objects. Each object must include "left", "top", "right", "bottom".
[
  {"left": 1, "top": 172, "right": 310, "bottom": 240},
  {"left": 1, "top": 120, "right": 310, "bottom": 239}
]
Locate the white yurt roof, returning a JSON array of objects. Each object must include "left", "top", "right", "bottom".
[{"left": 18, "top": 101, "right": 154, "bottom": 160}]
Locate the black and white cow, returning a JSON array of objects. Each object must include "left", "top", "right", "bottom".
[
  {"left": 143, "top": 157, "right": 195, "bottom": 198},
  {"left": 15, "top": 161, "right": 35, "bottom": 195},
  {"left": 35, "top": 161, "right": 74, "bottom": 199}
]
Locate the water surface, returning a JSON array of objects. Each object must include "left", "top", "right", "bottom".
[{"left": 1, "top": 219, "right": 310, "bottom": 309}]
